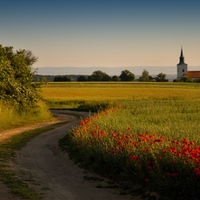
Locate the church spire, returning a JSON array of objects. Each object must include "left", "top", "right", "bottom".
[{"left": 179, "top": 47, "right": 185, "bottom": 64}]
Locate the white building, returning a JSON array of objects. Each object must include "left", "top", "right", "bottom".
[
  {"left": 177, "top": 48, "right": 188, "bottom": 80},
  {"left": 177, "top": 48, "right": 200, "bottom": 80}
]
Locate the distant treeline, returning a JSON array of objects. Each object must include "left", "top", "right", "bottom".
[
  {"left": 33, "top": 69, "right": 169, "bottom": 82},
  {"left": 33, "top": 69, "right": 200, "bottom": 83},
  {"left": 33, "top": 74, "right": 82, "bottom": 82}
]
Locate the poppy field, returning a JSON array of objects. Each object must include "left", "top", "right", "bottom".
[
  {"left": 61, "top": 103, "right": 200, "bottom": 199},
  {"left": 42, "top": 82, "right": 200, "bottom": 199}
]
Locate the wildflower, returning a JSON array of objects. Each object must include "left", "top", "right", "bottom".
[
  {"left": 169, "top": 147, "right": 176, "bottom": 153},
  {"left": 183, "top": 138, "right": 188, "bottom": 144},
  {"left": 171, "top": 173, "right": 178, "bottom": 177},
  {"left": 129, "top": 155, "right": 140, "bottom": 161},
  {"left": 142, "top": 147, "right": 148, "bottom": 153},
  {"left": 194, "top": 168, "right": 200, "bottom": 176},
  {"left": 149, "top": 134, "right": 155, "bottom": 139},
  {"left": 162, "top": 150, "right": 167, "bottom": 154},
  {"left": 174, "top": 152, "right": 181, "bottom": 157},
  {"left": 145, "top": 178, "right": 149, "bottom": 183},
  {"left": 153, "top": 139, "right": 162, "bottom": 143}
]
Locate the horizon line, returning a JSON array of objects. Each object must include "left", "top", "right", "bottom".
[{"left": 35, "top": 65, "right": 200, "bottom": 68}]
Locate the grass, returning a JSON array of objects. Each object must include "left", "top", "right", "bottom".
[
  {"left": 2, "top": 82, "right": 200, "bottom": 199},
  {"left": 0, "top": 122, "right": 66, "bottom": 200},
  {"left": 40, "top": 82, "right": 200, "bottom": 109},
  {"left": 55, "top": 82, "right": 200, "bottom": 199},
  {"left": 60, "top": 105, "right": 200, "bottom": 199},
  {"left": 0, "top": 101, "right": 54, "bottom": 131}
]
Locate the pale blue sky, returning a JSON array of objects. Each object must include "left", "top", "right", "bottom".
[{"left": 1, "top": 0, "right": 200, "bottom": 71}]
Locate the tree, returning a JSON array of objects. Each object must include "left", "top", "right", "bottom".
[
  {"left": 87, "top": 70, "right": 111, "bottom": 81},
  {"left": 119, "top": 70, "right": 135, "bottom": 81},
  {"left": 18, "top": 49, "right": 38, "bottom": 66},
  {"left": 0, "top": 44, "right": 38, "bottom": 110},
  {"left": 139, "top": 70, "right": 153, "bottom": 82},
  {"left": 77, "top": 75, "right": 87, "bottom": 81},
  {"left": 112, "top": 76, "right": 120, "bottom": 81},
  {"left": 180, "top": 77, "right": 193, "bottom": 82},
  {"left": 155, "top": 73, "right": 168, "bottom": 82},
  {"left": 54, "top": 75, "right": 71, "bottom": 82}
]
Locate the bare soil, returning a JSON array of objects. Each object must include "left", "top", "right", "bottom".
[{"left": 0, "top": 110, "right": 141, "bottom": 200}]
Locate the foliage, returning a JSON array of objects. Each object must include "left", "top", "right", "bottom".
[
  {"left": 173, "top": 77, "right": 194, "bottom": 83},
  {"left": 111, "top": 75, "right": 120, "bottom": 81},
  {"left": 119, "top": 70, "right": 135, "bottom": 81},
  {"left": 180, "top": 77, "right": 193, "bottom": 82},
  {"left": 54, "top": 75, "right": 71, "bottom": 82},
  {"left": 155, "top": 73, "right": 168, "bottom": 82},
  {"left": 0, "top": 44, "right": 38, "bottom": 110},
  {"left": 33, "top": 74, "right": 80, "bottom": 82},
  {"left": 88, "top": 70, "right": 111, "bottom": 81},
  {"left": 77, "top": 75, "right": 87, "bottom": 81},
  {"left": 138, "top": 70, "right": 153, "bottom": 82}
]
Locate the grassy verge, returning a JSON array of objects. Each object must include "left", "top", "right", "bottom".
[
  {"left": 0, "top": 101, "right": 53, "bottom": 131},
  {"left": 0, "top": 122, "right": 66, "bottom": 200}
]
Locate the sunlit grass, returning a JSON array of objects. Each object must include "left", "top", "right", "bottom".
[
  {"left": 61, "top": 103, "right": 200, "bottom": 199},
  {"left": 40, "top": 82, "right": 200, "bottom": 109},
  {"left": 0, "top": 101, "right": 53, "bottom": 131},
  {"left": 56, "top": 82, "right": 200, "bottom": 199}
]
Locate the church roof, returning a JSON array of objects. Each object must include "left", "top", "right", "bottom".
[{"left": 187, "top": 71, "right": 200, "bottom": 78}]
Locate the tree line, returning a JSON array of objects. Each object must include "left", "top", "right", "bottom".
[
  {"left": 37, "top": 69, "right": 168, "bottom": 82},
  {"left": 53, "top": 69, "right": 168, "bottom": 82}
]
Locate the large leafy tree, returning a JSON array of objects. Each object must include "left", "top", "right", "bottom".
[
  {"left": 139, "top": 70, "right": 153, "bottom": 82},
  {"left": 119, "top": 70, "right": 135, "bottom": 81},
  {"left": 0, "top": 44, "right": 38, "bottom": 110},
  {"left": 88, "top": 70, "right": 111, "bottom": 81},
  {"left": 155, "top": 73, "right": 168, "bottom": 82}
]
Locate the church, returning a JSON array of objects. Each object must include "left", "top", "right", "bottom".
[{"left": 177, "top": 48, "right": 200, "bottom": 80}]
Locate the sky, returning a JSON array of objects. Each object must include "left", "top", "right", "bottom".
[{"left": 1, "top": 0, "right": 200, "bottom": 74}]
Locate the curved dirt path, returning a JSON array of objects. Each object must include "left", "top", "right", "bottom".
[{"left": 11, "top": 110, "right": 138, "bottom": 200}]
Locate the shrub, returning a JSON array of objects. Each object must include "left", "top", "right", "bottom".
[{"left": 0, "top": 44, "right": 38, "bottom": 110}]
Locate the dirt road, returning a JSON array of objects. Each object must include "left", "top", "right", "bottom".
[{"left": 11, "top": 110, "right": 138, "bottom": 200}]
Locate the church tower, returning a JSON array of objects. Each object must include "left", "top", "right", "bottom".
[{"left": 177, "top": 47, "right": 187, "bottom": 80}]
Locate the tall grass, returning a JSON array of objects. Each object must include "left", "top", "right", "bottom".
[
  {"left": 60, "top": 99, "right": 200, "bottom": 199},
  {"left": 42, "top": 82, "right": 200, "bottom": 198},
  {"left": 94, "top": 100, "right": 200, "bottom": 142},
  {"left": 0, "top": 101, "right": 53, "bottom": 131}
]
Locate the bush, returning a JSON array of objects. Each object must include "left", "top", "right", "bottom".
[{"left": 0, "top": 44, "right": 38, "bottom": 110}]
